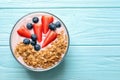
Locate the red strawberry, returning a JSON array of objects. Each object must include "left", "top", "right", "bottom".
[
  {"left": 48, "top": 16, "right": 54, "bottom": 23},
  {"left": 42, "top": 30, "right": 57, "bottom": 48},
  {"left": 33, "top": 23, "right": 42, "bottom": 42},
  {"left": 41, "top": 15, "right": 53, "bottom": 34},
  {"left": 17, "top": 25, "right": 31, "bottom": 38}
]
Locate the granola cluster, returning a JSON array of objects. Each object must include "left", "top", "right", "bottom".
[{"left": 14, "top": 31, "right": 68, "bottom": 69}]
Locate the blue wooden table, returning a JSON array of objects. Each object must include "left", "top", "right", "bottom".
[{"left": 1, "top": 0, "right": 120, "bottom": 80}]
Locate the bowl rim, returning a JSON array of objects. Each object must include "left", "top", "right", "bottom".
[{"left": 9, "top": 11, "right": 70, "bottom": 72}]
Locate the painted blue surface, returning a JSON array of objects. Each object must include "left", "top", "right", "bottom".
[{"left": 0, "top": 0, "right": 120, "bottom": 80}]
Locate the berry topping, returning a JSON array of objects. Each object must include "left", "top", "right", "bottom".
[
  {"left": 34, "top": 44, "right": 41, "bottom": 51},
  {"left": 42, "top": 30, "right": 57, "bottom": 48},
  {"left": 31, "top": 41, "right": 36, "bottom": 46},
  {"left": 49, "top": 23, "right": 56, "bottom": 31},
  {"left": 23, "top": 39, "right": 30, "bottom": 44},
  {"left": 26, "top": 23, "right": 33, "bottom": 30},
  {"left": 31, "top": 34, "right": 37, "bottom": 41},
  {"left": 55, "top": 21, "right": 61, "bottom": 28},
  {"left": 17, "top": 25, "right": 31, "bottom": 38},
  {"left": 41, "top": 15, "right": 54, "bottom": 34},
  {"left": 32, "top": 17, "right": 39, "bottom": 23},
  {"left": 33, "top": 24, "right": 42, "bottom": 42}
]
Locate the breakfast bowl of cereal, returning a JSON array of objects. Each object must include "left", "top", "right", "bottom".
[{"left": 10, "top": 12, "right": 69, "bottom": 71}]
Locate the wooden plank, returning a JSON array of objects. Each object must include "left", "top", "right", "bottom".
[
  {"left": 1, "top": 46, "right": 120, "bottom": 80},
  {"left": 0, "top": 0, "right": 120, "bottom": 8},
  {"left": 1, "top": 9, "right": 120, "bottom": 46}
]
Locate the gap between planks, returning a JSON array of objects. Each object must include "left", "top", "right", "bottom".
[{"left": 1, "top": 7, "right": 120, "bottom": 9}]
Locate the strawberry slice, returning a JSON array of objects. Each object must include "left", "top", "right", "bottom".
[
  {"left": 41, "top": 15, "right": 53, "bottom": 34},
  {"left": 17, "top": 25, "right": 31, "bottom": 38},
  {"left": 48, "top": 16, "right": 54, "bottom": 23},
  {"left": 33, "top": 23, "right": 42, "bottom": 42},
  {"left": 42, "top": 30, "right": 57, "bottom": 48}
]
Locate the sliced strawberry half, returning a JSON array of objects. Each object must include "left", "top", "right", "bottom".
[
  {"left": 33, "top": 23, "right": 42, "bottom": 42},
  {"left": 48, "top": 16, "right": 54, "bottom": 23},
  {"left": 41, "top": 15, "right": 53, "bottom": 34},
  {"left": 42, "top": 30, "right": 57, "bottom": 48},
  {"left": 17, "top": 25, "right": 31, "bottom": 38}
]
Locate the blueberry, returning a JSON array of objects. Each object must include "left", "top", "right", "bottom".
[
  {"left": 26, "top": 23, "right": 33, "bottom": 30},
  {"left": 34, "top": 44, "right": 41, "bottom": 51},
  {"left": 49, "top": 23, "right": 56, "bottom": 30},
  {"left": 32, "top": 17, "right": 39, "bottom": 23},
  {"left": 23, "top": 39, "right": 30, "bottom": 44},
  {"left": 31, "top": 34, "right": 37, "bottom": 41},
  {"left": 55, "top": 21, "right": 61, "bottom": 28},
  {"left": 31, "top": 41, "right": 36, "bottom": 46}
]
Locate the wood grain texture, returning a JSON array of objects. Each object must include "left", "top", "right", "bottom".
[
  {"left": 0, "top": 0, "right": 119, "bottom": 8},
  {"left": 1, "top": 46, "right": 120, "bottom": 80},
  {"left": 0, "top": 0, "right": 120, "bottom": 80},
  {"left": 1, "top": 9, "right": 120, "bottom": 46}
]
